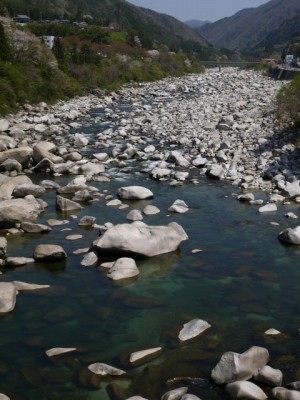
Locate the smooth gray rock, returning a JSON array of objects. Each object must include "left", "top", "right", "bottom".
[
  {"left": 211, "top": 346, "right": 269, "bottom": 385},
  {"left": 78, "top": 215, "right": 96, "bottom": 226},
  {"left": 12, "top": 281, "right": 50, "bottom": 291},
  {"left": 0, "top": 158, "right": 22, "bottom": 173},
  {"left": 181, "top": 395, "right": 201, "bottom": 400},
  {"left": 161, "top": 387, "right": 188, "bottom": 400},
  {"left": 0, "top": 147, "right": 33, "bottom": 166},
  {"left": 117, "top": 186, "right": 153, "bottom": 200},
  {"left": 93, "top": 222, "right": 188, "bottom": 257},
  {"left": 6, "top": 257, "right": 35, "bottom": 266},
  {"left": 168, "top": 199, "right": 189, "bottom": 214},
  {"left": 125, "top": 397, "right": 148, "bottom": 400},
  {"left": 12, "top": 183, "right": 45, "bottom": 198},
  {"left": 283, "top": 181, "right": 300, "bottom": 198},
  {"left": 143, "top": 205, "right": 160, "bottom": 215},
  {"left": 0, "top": 282, "right": 17, "bottom": 313},
  {"left": 237, "top": 193, "right": 255, "bottom": 202},
  {"left": 46, "top": 347, "right": 76, "bottom": 357},
  {"left": 0, "top": 197, "right": 43, "bottom": 228},
  {"left": 33, "top": 142, "right": 63, "bottom": 164},
  {"left": 81, "top": 251, "right": 98, "bottom": 267},
  {"left": 20, "top": 222, "right": 51, "bottom": 233},
  {"left": 278, "top": 226, "right": 300, "bottom": 245},
  {"left": 271, "top": 387, "right": 300, "bottom": 400},
  {"left": 56, "top": 195, "right": 83, "bottom": 212},
  {"left": 178, "top": 318, "right": 211, "bottom": 341},
  {"left": 126, "top": 209, "right": 143, "bottom": 221},
  {"left": 150, "top": 167, "right": 172, "bottom": 180},
  {"left": 254, "top": 365, "right": 283, "bottom": 386},
  {"left": 286, "top": 382, "right": 300, "bottom": 391},
  {"left": 88, "top": 363, "right": 126, "bottom": 376},
  {"left": 107, "top": 257, "right": 139, "bottom": 281},
  {"left": 0, "top": 237, "right": 7, "bottom": 259},
  {"left": 0, "top": 175, "right": 32, "bottom": 200},
  {"left": 33, "top": 244, "right": 67, "bottom": 262},
  {"left": 226, "top": 381, "right": 267, "bottom": 400},
  {"left": 258, "top": 204, "right": 277, "bottom": 213},
  {"left": 206, "top": 164, "right": 226, "bottom": 179},
  {"left": 0, "top": 119, "right": 10, "bottom": 132},
  {"left": 0, "top": 394, "right": 10, "bottom": 400},
  {"left": 166, "top": 150, "right": 190, "bottom": 167},
  {"left": 129, "top": 347, "right": 162, "bottom": 364}
]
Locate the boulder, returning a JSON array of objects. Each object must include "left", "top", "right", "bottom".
[
  {"left": 278, "top": 226, "right": 300, "bottom": 245},
  {"left": 143, "top": 205, "right": 160, "bottom": 215},
  {"left": 226, "top": 381, "right": 267, "bottom": 400},
  {"left": 181, "top": 396, "right": 201, "bottom": 400},
  {"left": 178, "top": 318, "right": 211, "bottom": 341},
  {"left": 126, "top": 210, "right": 143, "bottom": 221},
  {"left": 12, "top": 281, "right": 50, "bottom": 291},
  {"left": 93, "top": 222, "right": 188, "bottom": 257},
  {"left": 0, "top": 147, "right": 33, "bottom": 166},
  {"left": 0, "top": 197, "right": 43, "bottom": 228},
  {"left": 56, "top": 195, "right": 83, "bottom": 212},
  {"left": 206, "top": 164, "right": 226, "bottom": 179},
  {"left": 81, "top": 252, "right": 98, "bottom": 267},
  {"left": 150, "top": 167, "right": 172, "bottom": 180},
  {"left": 0, "top": 237, "right": 7, "bottom": 259},
  {"left": 0, "top": 394, "right": 10, "bottom": 400},
  {"left": 271, "top": 387, "right": 300, "bottom": 400},
  {"left": 283, "top": 181, "right": 300, "bottom": 199},
  {"left": 129, "top": 347, "right": 162, "bottom": 364},
  {"left": 0, "top": 282, "right": 17, "bottom": 313},
  {"left": 168, "top": 199, "right": 189, "bottom": 214},
  {"left": 78, "top": 216, "right": 96, "bottom": 227},
  {"left": 254, "top": 365, "right": 283, "bottom": 386},
  {"left": 0, "top": 119, "right": 10, "bottom": 132},
  {"left": 0, "top": 158, "right": 22, "bottom": 173},
  {"left": 258, "top": 204, "right": 277, "bottom": 213},
  {"left": 33, "top": 244, "right": 67, "bottom": 262},
  {"left": 20, "top": 222, "right": 51, "bottom": 233},
  {"left": 0, "top": 175, "right": 32, "bottom": 200},
  {"left": 33, "top": 142, "right": 63, "bottom": 164},
  {"left": 161, "top": 387, "right": 188, "bottom": 400},
  {"left": 12, "top": 183, "right": 45, "bottom": 198},
  {"left": 88, "top": 363, "right": 126, "bottom": 376},
  {"left": 117, "top": 186, "right": 154, "bottom": 200},
  {"left": 6, "top": 257, "right": 35, "bottom": 266},
  {"left": 46, "top": 348, "right": 76, "bottom": 357},
  {"left": 286, "top": 382, "right": 300, "bottom": 391},
  {"left": 166, "top": 151, "right": 190, "bottom": 167},
  {"left": 211, "top": 346, "right": 269, "bottom": 385},
  {"left": 107, "top": 257, "right": 139, "bottom": 281},
  {"left": 237, "top": 193, "right": 255, "bottom": 202}
]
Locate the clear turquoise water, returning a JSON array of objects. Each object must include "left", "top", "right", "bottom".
[{"left": 1, "top": 171, "right": 300, "bottom": 400}]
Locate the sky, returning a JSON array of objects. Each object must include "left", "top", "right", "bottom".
[{"left": 127, "top": 0, "right": 269, "bottom": 22}]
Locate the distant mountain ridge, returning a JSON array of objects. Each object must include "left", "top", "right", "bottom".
[
  {"left": 185, "top": 19, "right": 211, "bottom": 29},
  {"left": 197, "top": 0, "right": 300, "bottom": 54}
]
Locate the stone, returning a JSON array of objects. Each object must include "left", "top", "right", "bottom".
[
  {"left": 12, "top": 183, "right": 45, "bottom": 198},
  {"left": 278, "top": 226, "right": 300, "bottom": 245},
  {"left": 107, "top": 258, "right": 139, "bottom": 281},
  {"left": 126, "top": 397, "right": 148, "bottom": 400},
  {"left": 81, "top": 252, "right": 98, "bottom": 267},
  {"left": 264, "top": 328, "right": 281, "bottom": 335},
  {"left": 56, "top": 195, "right": 83, "bottom": 212},
  {"left": 143, "top": 205, "right": 160, "bottom": 215},
  {"left": 211, "top": 346, "right": 269, "bottom": 385},
  {"left": 88, "top": 363, "right": 126, "bottom": 376},
  {"left": 117, "top": 186, "right": 153, "bottom": 200},
  {"left": 33, "top": 244, "right": 67, "bottom": 262},
  {"left": 6, "top": 257, "right": 35, "bottom": 266},
  {"left": 106, "top": 199, "right": 122, "bottom": 206},
  {"left": 181, "top": 396, "right": 201, "bottom": 400},
  {"left": 0, "top": 394, "right": 10, "bottom": 400},
  {"left": 178, "top": 318, "right": 211, "bottom": 341},
  {"left": 0, "top": 119, "right": 10, "bottom": 132},
  {"left": 129, "top": 347, "right": 162, "bottom": 364},
  {"left": 0, "top": 158, "right": 22, "bottom": 173},
  {"left": 254, "top": 365, "right": 283, "bottom": 386},
  {"left": 166, "top": 151, "right": 190, "bottom": 167},
  {"left": 237, "top": 193, "right": 255, "bottom": 202},
  {"left": 168, "top": 199, "right": 189, "bottom": 214},
  {"left": 271, "top": 387, "right": 300, "bottom": 400},
  {"left": 93, "top": 222, "right": 188, "bottom": 257},
  {"left": 46, "top": 348, "right": 76, "bottom": 357},
  {"left": 226, "top": 381, "right": 267, "bottom": 400},
  {"left": 72, "top": 190, "right": 93, "bottom": 202},
  {"left": 0, "top": 237, "right": 7, "bottom": 259},
  {"left": 0, "top": 147, "right": 33, "bottom": 166},
  {"left": 20, "top": 222, "right": 51, "bottom": 233},
  {"left": 283, "top": 181, "right": 300, "bottom": 198},
  {"left": 0, "top": 198, "right": 43, "bottom": 228},
  {"left": 258, "top": 204, "right": 277, "bottom": 213},
  {"left": 206, "top": 164, "right": 226, "bottom": 179},
  {"left": 150, "top": 167, "right": 172, "bottom": 180},
  {"left": 0, "top": 282, "right": 17, "bottom": 313},
  {"left": 161, "top": 387, "right": 188, "bottom": 400},
  {"left": 12, "top": 281, "right": 50, "bottom": 291},
  {"left": 0, "top": 175, "right": 32, "bottom": 200},
  {"left": 33, "top": 142, "right": 63, "bottom": 164},
  {"left": 287, "top": 382, "right": 300, "bottom": 391},
  {"left": 40, "top": 180, "right": 61, "bottom": 190},
  {"left": 126, "top": 209, "right": 143, "bottom": 221},
  {"left": 66, "top": 234, "right": 83, "bottom": 241},
  {"left": 78, "top": 216, "right": 96, "bottom": 226},
  {"left": 193, "top": 156, "right": 207, "bottom": 167}
]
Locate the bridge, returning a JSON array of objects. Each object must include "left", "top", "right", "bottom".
[{"left": 199, "top": 61, "right": 261, "bottom": 69}]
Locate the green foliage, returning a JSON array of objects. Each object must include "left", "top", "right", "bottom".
[
  {"left": 277, "top": 74, "right": 300, "bottom": 127},
  {"left": 0, "top": 22, "right": 10, "bottom": 60},
  {"left": 109, "top": 31, "right": 126, "bottom": 43}
]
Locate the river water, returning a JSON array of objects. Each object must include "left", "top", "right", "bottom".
[{"left": 1, "top": 94, "right": 300, "bottom": 400}]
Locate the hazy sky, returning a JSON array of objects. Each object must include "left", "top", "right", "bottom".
[{"left": 127, "top": 0, "right": 269, "bottom": 22}]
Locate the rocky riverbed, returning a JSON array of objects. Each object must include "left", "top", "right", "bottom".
[{"left": 0, "top": 68, "right": 300, "bottom": 400}]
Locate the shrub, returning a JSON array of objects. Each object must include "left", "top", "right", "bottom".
[{"left": 277, "top": 74, "right": 300, "bottom": 127}]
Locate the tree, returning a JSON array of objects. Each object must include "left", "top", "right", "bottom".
[
  {"left": 0, "top": 22, "right": 11, "bottom": 61},
  {"left": 0, "top": 0, "right": 8, "bottom": 16}
]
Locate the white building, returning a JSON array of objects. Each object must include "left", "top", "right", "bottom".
[{"left": 42, "top": 36, "right": 55, "bottom": 49}]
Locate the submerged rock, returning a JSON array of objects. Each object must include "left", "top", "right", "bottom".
[
  {"left": 178, "top": 318, "right": 211, "bottom": 341},
  {"left": 33, "top": 244, "right": 67, "bottom": 262},
  {"left": 88, "top": 363, "right": 126, "bottom": 376},
  {"left": 0, "top": 282, "right": 17, "bottom": 313},
  {"left": 46, "top": 348, "right": 76, "bottom": 357},
  {"left": 107, "top": 257, "right": 139, "bottom": 281},
  {"left": 129, "top": 347, "right": 162, "bottom": 364},
  {"left": 93, "top": 222, "right": 188, "bottom": 257},
  {"left": 278, "top": 226, "right": 300, "bottom": 245}
]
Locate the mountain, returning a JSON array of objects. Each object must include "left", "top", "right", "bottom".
[
  {"left": 185, "top": 19, "right": 211, "bottom": 29},
  {"left": 3, "top": 0, "right": 210, "bottom": 53},
  {"left": 197, "top": 0, "right": 300, "bottom": 54}
]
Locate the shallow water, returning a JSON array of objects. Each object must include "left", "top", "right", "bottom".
[{"left": 1, "top": 93, "right": 300, "bottom": 399}]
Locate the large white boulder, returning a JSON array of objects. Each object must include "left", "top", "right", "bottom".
[
  {"left": 0, "top": 197, "right": 43, "bottom": 228},
  {"left": 283, "top": 181, "right": 300, "bottom": 198},
  {"left": 278, "top": 226, "right": 300, "bottom": 245},
  {"left": 93, "top": 222, "right": 188, "bottom": 257},
  {"left": 0, "top": 175, "right": 32, "bottom": 200},
  {"left": 33, "top": 244, "right": 67, "bottom": 262},
  {"left": 178, "top": 318, "right": 211, "bottom": 341},
  {"left": 0, "top": 147, "right": 33, "bottom": 166},
  {"left": 254, "top": 365, "right": 283, "bottom": 386},
  {"left": 117, "top": 186, "right": 153, "bottom": 200},
  {"left": 226, "top": 381, "right": 267, "bottom": 400},
  {"left": 271, "top": 387, "right": 300, "bottom": 400},
  {"left": 33, "top": 142, "right": 63, "bottom": 164},
  {"left": 166, "top": 151, "right": 190, "bottom": 167},
  {"left": 0, "top": 282, "right": 17, "bottom": 313},
  {"left": 211, "top": 346, "right": 269, "bottom": 385},
  {"left": 56, "top": 195, "right": 83, "bottom": 212},
  {"left": 107, "top": 257, "right": 139, "bottom": 281},
  {"left": 168, "top": 199, "right": 189, "bottom": 214}
]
